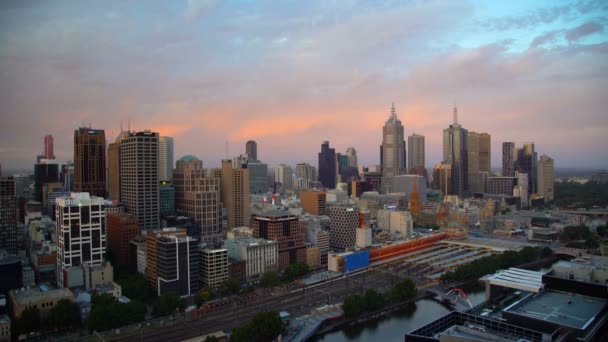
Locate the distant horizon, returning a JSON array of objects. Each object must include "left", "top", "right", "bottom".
[{"left": 1, "top": 1, "right": 607, "bottom": 171}]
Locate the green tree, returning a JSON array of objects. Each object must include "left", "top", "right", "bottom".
[
  {"left": 281, "top": 262, "right": 310, "bottom": 282},
  {"left": 229, "top": 311, "right": 284, "bottom": 342},
  {"left": 195, "top": 287, "right": 214, "bottom": 306},
  {"left": 261, "top": 271, "right": 281, "bottom": 288},
  {"left": 86, "top": 296, "right": 146, "bottom": 332},
  {"left": 45, "top": 299, "right": 81, "bottom": 332},
  {"left": 540, "top": 246, "right": 554, "bottom": 258},
  {"left": 363, "top": 289, "right": 385, "bottom": 311},
  {"left": 597, "top": 226, "right": 608, "bottom": 237},
  {"left": 391, "top": 278, "right": 417, "bottom": 302},
  {"left": 342, "top": 294, "right": 365, "bottom": 318},
  {"left": 153, "top": 292, "right": 185, "bottom": 317},
  {"left": 14, "top": 307, "right": 41, "bottom": 335},
  {"left": 117, "top": 273, "right": 155, "bottom": 302},
  {"left": 218, "top": 278, "right": 241, "bottom": 296}
]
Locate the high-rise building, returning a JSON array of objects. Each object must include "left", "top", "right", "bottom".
[
  {"left": 407, "top": 133, "right": 425, "bottom": 173},
  {"left": 318, "top": 141, "right": 336, "bottom": 189},
  {"left": 34, "top": 160, "right": 59, "bottom": 202},
  {"left": 251, "top": 211, "right": 306, "bottom": 270},
  {"left": 0, "top": 177, "right": 17, "bottom": 255},
  {"left": 145, "top": 228, "right": 187, "bottom": 289},
  {"left": 221, "top": 160, "right": 250, "bottom": 229},
  {"left": 502, "top": 142, "right": 515, "bottom": 177},
  {"left": 443, "top": 107, "right": 468, "bottom": 197},
  {"left": 120, "top": 130, "right": 159, "bottom": 230},
  {"left": 107, "top": 140, "right": 121, "bottom": 201},
  {"left": 433, "top": 163, "right": 452, "bottom": 196},
  {"left": 44, "top": 134, "right": 55, "bottom": 160},
  {"left": 300, "top": 190, "right": 326, "bottom": 216},
  {"left": 381, "top": 103, "right": 406, "bottom": 178},
  {"left": 159, "top": 181, "right": 175, "bottom": 215},
  {"left": 106, "top": 212, "right": 140, "bottom": 269},
  {"left": 345, "top": 147, "right": 358, "bottom": 168},
  {"left": 201, "top": 247, "right": 228, "bottom": 290},
  {"left": 55, "top": 192, "right": 106, "bottom": 288},
  {"left": 487, "top": 177, "right": 517, "bottom": 196},
  {"left": 515, "top": 143, "right": 537, "bottom": 195},
  {"left": 156, "top": 235, "right": 200, "bottom": 296},
  {"left": 246, "top": 140, "right": 257, "bottom": 161},
  {"left": 328, "top": 205, "right": 359, "bottom": 250},
  {"left": 158, "top": 136, "right": 174, "bottom": 182},
  {"left": 173, "top": 155, "right": 205, "bottom": 210},
  {"left": 73, "top": 127, "right": 106, "bottom": 197},
  {"left": 538, "top": 155, "right": 555, "bottom": 202},
  {"left": 478, "top": 133, "right": 491, "bottom": 174},
  {"left": 467, "top": 132, "right": 481, "bottom": 194},
  {"left": 275, "top": 164, "right": 293, "bottom": 193},
  {"left": 247, "top": 161, "right": 269, "bottom": 194}
]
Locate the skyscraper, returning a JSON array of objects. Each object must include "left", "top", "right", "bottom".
[
  {"left": 120, "top": 130, "right": 159, "bottom": 230},
  {"left": 251, "top": 211, "right": 306, "bottom": 270},
  {"left": 275, "top": 164, "right": 293, "bottom": 193},
  {"left": 0, "top": 177, "right": 17, "bottom": 255},
  {"left": 158, "top": 136, "right": 174, "bottom": 182},
  {"left": 106, "top": 212, "right": 140, "bottom": 269},
  {"left": 318, "top": 141, "right": 336, "bottom": 189},
  {"left": 56, "top": 192, "right": 106, "bottom": 288},
  {"left": 246, "top": 140, "right": 257, "bottom": 161},
  {"left": 221, "top": 160, "right": 250, "bottom": 229},
  {"left": 34, "top": 159, "right": 59, "bottom": 202},
  {"left": 478, "top": 133, "right": 491, "bottom": 174},
  {"left": 44, "top": 134, "right": 55, "bottom": 160},
  {"left": 407, "top": 133, "right": 425, "bottom": 172},
  {"left": 467, "top": 132, "right": 490, "bottom": 194},
  {"left": 345, "top": 147, "right": 358, "bottom": 168},
  {"left": 538, "top": 155, "right": 555, "bottom": 202},
  {"left": 502, "top": 142, "right": 515, "bottom": 177},
  {"left": 443, "top": 107, "right": 468, "bottom": 197},
  {"left": 73, "top": 127, "right": 106, "bottom": 197},
  {"left": 381, "top": 103, "right": 406, "bottom": 178},
  {"left": 515, "top": 143, "right": 537, "bottom": 195},
  {"left": 328, "top": 205, "right": 359, "bottom": 250}
]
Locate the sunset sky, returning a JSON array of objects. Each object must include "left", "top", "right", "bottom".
[{"left": 1, "top": 0, "right": 607, "bottom": 171}]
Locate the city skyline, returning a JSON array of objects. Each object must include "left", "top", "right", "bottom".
[{"left": 1, "top": 1, "right": 607, "bottom": 170}]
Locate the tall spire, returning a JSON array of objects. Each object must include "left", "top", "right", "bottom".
[
  {"left": 391, "top": 102, "right": 397, "bottom": 118},
  {"left": 453, "top": 106, "right": 458, "bottom": 125}
]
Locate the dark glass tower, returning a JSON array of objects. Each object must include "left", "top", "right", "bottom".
[
  {"left": 74, "top": 127, "right": 106, "bottom": 197},
  {"left": 318, "top": 141, "right": 336, "bottom": 189}
]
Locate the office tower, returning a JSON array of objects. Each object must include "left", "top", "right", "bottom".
[
  {"left": 120, "top": 130, "right": 159, "bottom": 230},
  {"left": 106, "top": 212, "right": 140, "bottom": 269},
  {"left": 201, "top": 247, "right": 228, "bottom": 289},
  {"left": 42, "top": 182, "right": 63, "bottom": 216},
  {"left": 433, "top": 163, "right": 452, "bottom": 196},
  {"left": 515, "top": 143, "right": 537, "bottom": 195},
  {"left": 247, "top": 161, "right": 269, "bottom": 194},
  {"left": 346, "top": 147, "right": 358, "bottom": 168},
  {"left": 318, "top": 141, "right": 336, "bottom": 189},
  {"left": 300, "top": 190, "right": 327, "bottom": 216},
  {"left": 382, "top": 175, "right": 427, "bottom": 203},
  {"left": 44, "top": 134, "right": 55, "bottom": 160},
  {"left": 381, "top": 103, "right": 407, "bottom": 177},
  {"left": 502, "top": 142, "right": 515, "bottom": 177},
  {"left": 55, "top": 192, "right": 106, "bottom": 288},
  {"left": 487, "top": 177, "right": 517, "bottom": 196},
  {"left": 251, "top": 211, "right": 306, "bottom": 270},
  {"left": 107, "top": 141, "right": 120, "bottom": 201},
  {"left": 221, "top": 160, "right": 250, "bottom": 229},
  {"left": 156, "top": 235, "right": 200, "bottom": 296},
  {"left": 60, "top": 161, "right": 74, "bottom": 192},
  {"left": 443, "top": 107, "right": 468, "bottom": 197},
  {"left": 73, "top": 127, "right": 106, "bottom": 197},
  {"left": 538, "top": 155, "right": 555, "bottom": 202},
  {"left": 328, "top": 205, "right": 359, "bottom": 250},
  {"left": 479, "top": 133, "right": 491, "bottom": 174},
  {"left": 159, "top": 181, "right": 175, "bottom": 215},
  {"left": 158, "top": 136, "right": 174, "bottom": 182},
  {"left": 145, "top": 228, "right": 187, "bottom": 289},
  {"left": 275, "top": 164, "right": 293, "bottom": 193},
  {"left": 515, "top": 172, "right": 529, "bottom": 206},
  {"left": 34, "top": 160, "right": 60, "bottom": 202},
  {"left": 407, "top": 134, "right": 425, "bottom": 173},
  {"left": 295, "top": 163, "right": 317, "bottom": 188},
  {"left": 467, "top": 132, "right": 481, "bottom": 194},
  {"left": 246, "top": 140, "right": 257, "bottom": 161},
  {"left": 0, "top": 177, "right": 17, "bottom": 255},
  {"left": 173, "top": 156, "right": 223, "bottom": 241}
]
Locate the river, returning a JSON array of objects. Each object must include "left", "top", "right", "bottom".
[{"left": 310, "top": 287, "right": 486, "bottom": 342}]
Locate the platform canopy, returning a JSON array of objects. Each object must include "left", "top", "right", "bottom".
[{"left": 481, "top": 267, "right": 545, "bottom": 293}]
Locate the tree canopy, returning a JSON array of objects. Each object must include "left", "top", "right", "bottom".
[
  {"left": 229, "top": 311, "right": 285, "bottom": 342},
  {"left": 153, "top": 292, "right": 185, "bottom": 317}
]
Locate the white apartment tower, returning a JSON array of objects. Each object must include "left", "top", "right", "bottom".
[
  {"left": 159, "top": 136, "right": 174, "bottom": 181},
  {"left": 56, "top": 192, "right": 106, "bottom": 288}
]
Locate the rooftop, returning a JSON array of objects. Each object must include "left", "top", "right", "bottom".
[
  {"left": 10, "top": 285, "right": 74, "bottom": 306},
  {"left": 504, "top": 290, "right": 607, "bottom": 330},
  {"left": 482, "top": 268, "right": 546, "bottom": 293}
]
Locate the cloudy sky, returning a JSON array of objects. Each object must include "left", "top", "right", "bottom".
[{"left": 1, "top": 0, "right": 607, "bottom": 171}]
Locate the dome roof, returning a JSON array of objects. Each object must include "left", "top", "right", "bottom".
[{"left": 179, "top": 155, "right": 200, "bottom": 162}]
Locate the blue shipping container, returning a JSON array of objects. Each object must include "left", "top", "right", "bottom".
[{"left": 344, "top": 250, "right": 370, "bottom": 273}]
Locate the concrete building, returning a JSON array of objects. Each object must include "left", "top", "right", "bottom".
[
  {"left": 345, "top": 147, "right": 358, "bottom": 168},
  {"left": 515, "top": 143, "right": 537, "bottom": 195},
  {"left": 432, "top": 163, "right": 452, "bottom": 196},
  {"left": 145, "top": 228, "right": 187, "bottom": 289},
  {"left": 377, "top": 209, "right": 413, "bottom": 238},
  {"left": 318, "top": 141, "right": 336, "bottom": 189},
  {"left": 357, "top": 192, "right": 406, "bottom": 219},
  {"left": 107, "top": 212, "right": 140, "bottom": 269},
  {"left": 502, "top": 142, "right": 516, "bottom": 177},
  {"left": 201, "top": 247, "right": 228, "bottom": 290},
  {"left": 0, "top": 315, "right": 9, "bottom": 342},
  {"left": 221, "top": 160, "right": 250, "bottom": 229},
  {"left": 173, "top": 155, "right": 205, "bottom": 211},
  {"left": 487, "top": 177, "right": 517, "bottom": 197},
  {"left": 356, "top": 227, "right": 372, "bottom": 248},
  {"left": 275, "top": 164, "right": 293, "bottom": 193},
  {"left": 158, "top": 136, "right": 174, "bottom": 182},
  {"left": 225, "top": 235, "right": 278, "bottom": 281},
  {"left": 326, "top": 189, "right": 348, "bottom": 203},
  {"left": 120, "top": 130, "right": 159, "bottom": 230},
  {"left": 34, "top": 159, "right": 59, "bottom": 202},
  {"left": 73, "top": 127, "right": 106, "bottom": 197},
  {"left": 246, "top": 140, "right": 257, "bottom": 161},
  {"left": 251, "top": 211, "right": 306, "bottom": 270},
  {"left": 42, "top": 182, "right": 63, "bottom": 217},
  {"left": 44, "top": 134, "right": 55, "bottom": 160},
  {"left": 328, "top": 205, "right": 359, "bottom": 250},
  {"left": 382, "top": 175, "right": 426, "bottom": 203},
  {"left": 55, "top": 192, "right": 106, "bottom": 288},
  {"left": 248, "top": 161, "right": 269, "bottom": 194},
  {"left": 107, "top": 141, "right": 120, "bottom": 201},
  {"left": 300, "top": 190, "right": 326, "bottom": 216},
  {"left": 22, "top": 265, "right": 35, "bottom": 288},
  {"left": 381, "top": 103, "right": 406, "bottom": 177},
  {"left": 0, "top": 177, "right": 17, "bottom": 255},
  {"left": 295, "top": 163, "right": 317, "bottom": 188},
  {"left": 467, "top": 132, "right": 490, "bottom": 194},
  {"left": 538, "top": 154, "right": 555, "bottom": 202},
  {"left": 443, "top": 107, "right": 468, "bottom": 197},
  {"left": 407, "top": 133, "right": 425, "bottom": 173},
  {"left": 130, "top": 235, "right": 147, "bottom": 275},
  {"left": 83, "top": 261, "right": 114, "bottom": 291},
  {"left": 159, "top": 180, "right": 175, "bottom": 215},
  {"left": 156, "top": 235, "right": 200, "bottom": 296},
  {"left": 9, "top": 285, "right": 75, "bottom": 320}
]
